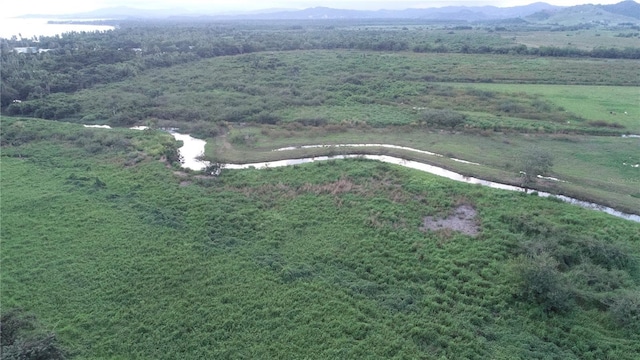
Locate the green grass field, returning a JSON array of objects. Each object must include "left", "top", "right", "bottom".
[
  {"left": 2, "top": 118, "right": 640, "bottom": 359},
  {"left": 448, "top": 83, "right": 640, "bottom": 132}
]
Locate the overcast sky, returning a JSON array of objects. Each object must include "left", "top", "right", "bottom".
[{"left": 2, "top": 0, "right": 627, "bottom": 17}]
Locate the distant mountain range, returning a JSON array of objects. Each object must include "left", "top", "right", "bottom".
[
  {"left": 525, "top": 0, "right": 640, "bottom": 25},
  {"left": 20, "top": 1, "right": 640, "bottom": 24}
]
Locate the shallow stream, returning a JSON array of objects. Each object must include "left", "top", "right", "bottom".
[{"left": 167, "top": 132, "right": 639, "bottom": 222}]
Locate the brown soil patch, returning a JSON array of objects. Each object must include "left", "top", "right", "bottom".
[
  {"left": 421, "top": 204, "right": 479, "bottom": 237},
  {"left": 226, "top": 176, "right": 409, "bottom": 203}
]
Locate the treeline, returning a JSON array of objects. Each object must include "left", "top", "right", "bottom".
[
  {"left": 413, "top": 43, "right": 640, "bottom": 58},
  {"left": 2, "top": 21, "right": 640, "bottom": 113}
]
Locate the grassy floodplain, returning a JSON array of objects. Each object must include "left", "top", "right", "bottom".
[
  {"left": 19, "top": 48, "right": 636, "bottom": 213},
  {"left": 446, "top": 83, "right": 640, "bottom": 130},
  {"left": 209, "top": 125, "right": 640, "bottom": 215},
  {"left": 2, "top": 118, "right": 640, "bottom": 359},
  {"left": 2, "top": 16, "right": 640, "bottom": 359}
]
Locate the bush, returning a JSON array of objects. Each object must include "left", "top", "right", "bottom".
[
  {"left": 499, "top": 101, "right": 522, "bottom": 113},
  {"left": 587, "top": 120, "right": 625, "bottom": 129},
  {"left": 254, "top": 112, "right": 281, "bottom": 125},
  {"left": 0, "top": 309, "right": 67, "bottom": 360},
  {"left": 515, "top": 253, "right": 574, "bottom": 313},
  {"left": 568, "top": 262, "right": 632, "bottom": 293},
  {"left": 229, "top": 133, "right": 256, "bottom": 147},
  {"left": 421, "top": 108, "right": 466, "bottom": 129},
  {"left": 580, "top": 239, "right": 634, "bottom": 271},
  {"left": 609, "top": 292, "right": 640, "bottom": 331},
  {"left": 295, "top": 117, "right": 328, "bottom": 127}
]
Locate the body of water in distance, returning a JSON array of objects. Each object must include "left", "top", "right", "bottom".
[{"left": 0, "top": 18, "right": 114, "bottom": 39}]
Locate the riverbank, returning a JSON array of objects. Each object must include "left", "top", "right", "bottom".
[
  {"left": 167, "top": 131, "right": 640, "bottom": 222},
  {"left": 206, "top": 126, "right": 640, "bottom": 217}
]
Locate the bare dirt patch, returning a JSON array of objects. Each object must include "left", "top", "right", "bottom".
[
  {"left": 226, "top": 176, "right": 409, "bottom": 203},
  {"left": 421, "top": 204, "right": 479, "bottom": 237}
]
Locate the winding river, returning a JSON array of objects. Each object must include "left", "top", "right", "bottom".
[{"left": 169, "top": 132, "right": 640, "bottom": 223}]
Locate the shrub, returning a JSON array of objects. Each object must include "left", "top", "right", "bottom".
[
  {"left": 515, "top": 253, "right": 574, "bottom": 313},
  {"left": 499, "top": 102, "right": 520, "bottom": 113},
  {"left": 295, "top": 117, "right": 328, "bottom": 127},
  {"left": 421, "top": 108, "right": 466, "bottom": 129},
  {"left": 609, "top": 292, "right": 640, "bottom": 331},
  {"left": 230, "top": 133, "right": 256, "bottom": 147},
  {"left": 587, "top": 120, "right": 625, "bottom": 129},
  {"left": 254, "top": 112, "right": 281, "bottom": 125},
  {"left": 0, "top": 309, "right": 67, "bottom": 360},
  {"left": 580, "top": 239, "right": 634, "bottom": 271},
  {"left": 568, "top": 262, "right": 632, "bottom": 293}
]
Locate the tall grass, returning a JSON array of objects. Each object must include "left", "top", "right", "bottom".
[{"left": 2, "top": 119, "right": 639, "bottom": 358}]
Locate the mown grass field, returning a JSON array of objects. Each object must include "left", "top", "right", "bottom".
[{"left": 2, "top": 118, "right": 640, "bottom": 359}]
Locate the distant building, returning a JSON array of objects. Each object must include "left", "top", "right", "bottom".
[
  {"left": 13, "top": 47, "right": 38, "bottom": 54},
  {"left": 12, "top": 47, "right": 53, "bottom": 54}
]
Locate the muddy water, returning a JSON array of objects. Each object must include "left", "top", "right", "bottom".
[
  {"left": 169, "top": 132, "right": 211, "bottom": 171},
  {"left": 169, "top": 132, "right": 639, "bottom": 223}
]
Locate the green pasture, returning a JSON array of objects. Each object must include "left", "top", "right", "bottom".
[{"left": 448, "top": 83, "right": 640, "bottom": 132}]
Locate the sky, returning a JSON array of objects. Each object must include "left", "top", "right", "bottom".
[{"left": 1, "top": 0, "right": 628, "bottom": 17}]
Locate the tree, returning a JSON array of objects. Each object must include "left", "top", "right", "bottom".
[{"left": 519, "top": 147, "right": 553, "bottom": 188}]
